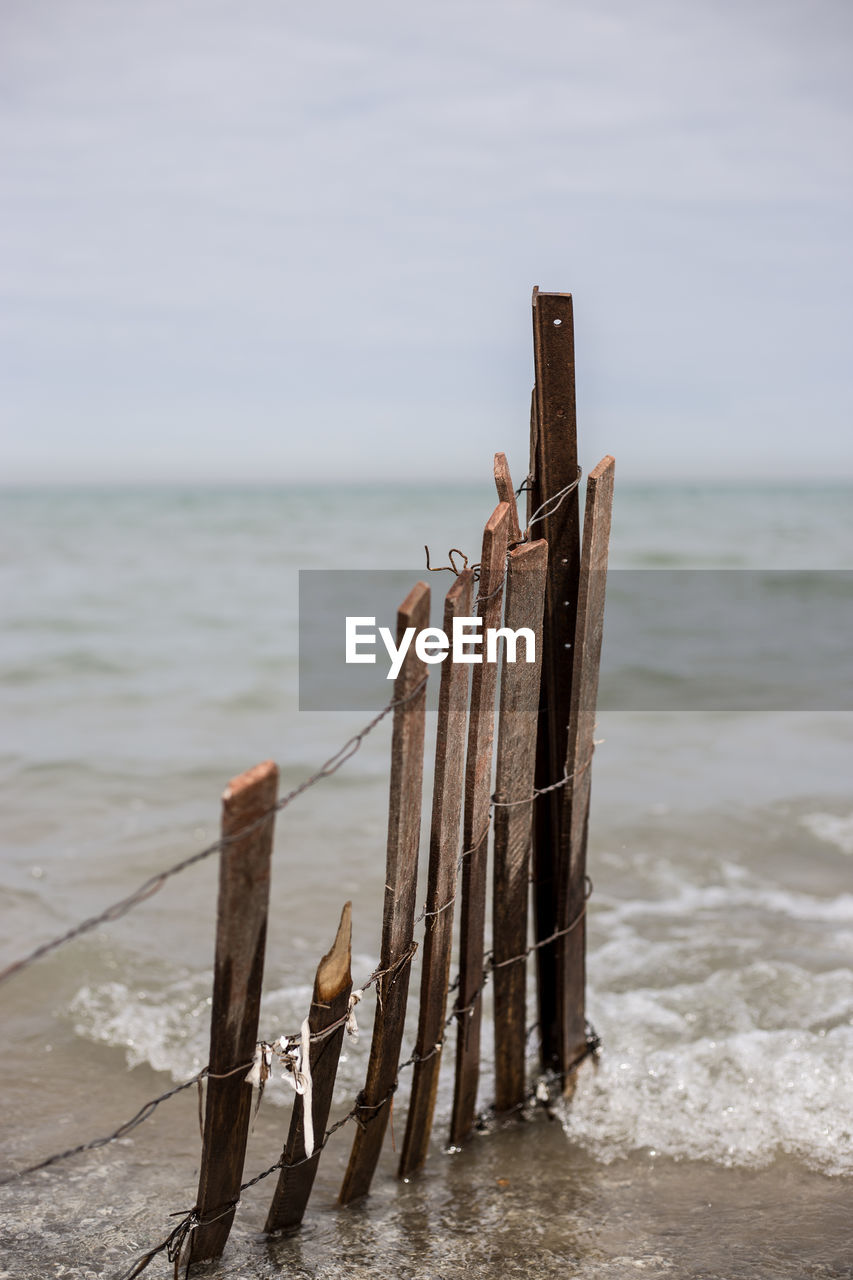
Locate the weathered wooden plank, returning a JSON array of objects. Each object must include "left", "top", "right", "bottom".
[
  {"left": 557, "top": 455, "right": 615, "bottom": 1085},
  {"left": 449, "top": 501, "right": 510, "bottom": 1146},
  {"left": 265, "top": 902, "right": 353, "bottom": 1234},
  {"left": 493, "top": 452, "right": 523, "bottom": 545},
  {"left": 339, "top": 582, "right": 430, "bottom": 1204},
  {"left": 528, "top": 287, "right": 582, "bottom": 1074},
  {"left": 398, "top": 569, "right": 473, "bottom": 1178},
  {"left": 492, "top": 537, "right": 548, "bottom": 1112},
  {"left": 190, "top": 760, "right": 279, "bottom": 1264}
]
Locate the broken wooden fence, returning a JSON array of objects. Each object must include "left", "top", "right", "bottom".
[{"left": 166, "top": 289, "right": 615, "bottom": 1271}]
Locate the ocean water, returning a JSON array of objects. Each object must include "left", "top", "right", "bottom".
[{"left": 1, "top": 481, "right": 852, "bottom": 1279}]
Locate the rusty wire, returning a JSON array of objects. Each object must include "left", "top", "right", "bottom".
[
  {"left": 116, "top": 927, "right": 600, "bottom": 1280},
  {"left": 0, "top": 1074, "right": 206, "bottom": 1186},
  {"left": 0, "top": 660, "right": 600, "bottom": 1233},
  {"left": 0, "top": 1058, "right": 258, "bottom": 1187},
  {"left": 425, "top": 467, "right": 582, "bottom": 612},
  {"left": 117, "top": 1056, "right": 413, "bottom": 1280},
  {"left": 1, "top": 472, "right": 586, "bottom": 992},
  {"left": 0, "top": 677, "right": 429, "bottom": 988},
  {"left": 424, "top": 546, "right": 469, "bottom": 575},
  {"left": 121, "top": 1022, "right": 602, "bottom": 1280},
  {"left": 0, "top": 866, "right": 595, "bottom": 1191},
  {"left": 0, "top": 873, "right": 600, "bottom": 1280},
  {"left": 1, "top": 467, "right": 601, "bottom": 1275}
]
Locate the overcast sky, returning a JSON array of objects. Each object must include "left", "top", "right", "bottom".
[{"left": 2, "top": 0, "right": 851, "bottom": 483}]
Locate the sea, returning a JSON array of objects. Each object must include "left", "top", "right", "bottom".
[{"left": 1, "top": 480, "right": 851, "bottom": 1279}]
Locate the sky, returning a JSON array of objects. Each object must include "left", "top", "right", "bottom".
[{"left": 2, "top": 0, "right": 852, "bottom": 483}]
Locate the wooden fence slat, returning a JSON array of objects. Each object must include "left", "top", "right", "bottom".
[
  {"left": 398, "top": 569, "right": 473, "bottom": 1178},
  {"left": 493, "top": 452, "right": 523, "bottom": 545},
  {"left": 190, "top": 760, "right": 279, "bottom": 1264},
  {"left": 265, "top": 902, "right": 353, "bottom": 1234},
  {"left": 557, "top": 455, "right": 615, "bottom": 1085},
  {"left": 528, "top": 287, "right": 582, "bottom": 1074},
  {"left": 449, "top": 501, "right": 510, "bottom": 1146},
  {"left": 492, "top": 538, "right": 548, "bottom": 1112},
  {"left": 339, "top": 582, "right": 430, "bottom": 1205}
]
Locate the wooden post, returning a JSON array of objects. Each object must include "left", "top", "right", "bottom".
[
  {"left": 557, "top": 455, "right": 615, "bottom": 1084},
  {"left": 449, "top": 502, "right": 510, "bottom": 1146},
  {"left": 528, "top": 287, "right": 581, "bottom": 1074},
  {"left": 492, "top": 538, "right": 548, "bottom": 1112},
  {"left": 265, "top": 903, "right": 353, "bottom": 1234},
  {"left": 339, "top": 582, "right": 430, "bottom": 1205},
  {"left": 190, "top": 760, "right": 278, "bottom": 1264},
  {"left": 398, "top": 570, "right": 473, "bottom": 1178}
]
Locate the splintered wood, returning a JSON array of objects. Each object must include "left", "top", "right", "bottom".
[{"left": 265, "top": 903, "right": 353, "bottom": 1234}]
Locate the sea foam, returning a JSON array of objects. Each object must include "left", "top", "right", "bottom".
[{"left": 800, "top": 811, "right": 853, "bottom": 855}]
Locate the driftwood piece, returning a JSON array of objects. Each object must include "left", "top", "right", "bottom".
[
  {"left": 528, "top": 287, "right": 582, "bottom": 1074},
  {"left": 492, "top": 538, "right": 548, "bottom": 1111},
  {"left": 265, "top": 903, "right": 353, "bottom": 1234},
  {"left": 449, "top": 502, "right": 510, "bottom": 1146},
  {"left": 557, "top": 455, "right": 615, "bottom": 1084},
  {"left": 190, "top": 760, "right": 279, "bottom": 1264},
  {"left": 339, "top": 582, "right": 430, "bottom": 1204},
  {"left": 398, "top": 570, "right": 473, "bottom": 1177}
]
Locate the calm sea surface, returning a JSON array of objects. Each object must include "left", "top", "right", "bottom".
[{"left": 1, "top": 482, "right": 852, "bottom": 1278}]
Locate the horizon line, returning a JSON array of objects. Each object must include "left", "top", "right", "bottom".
[{"left": 2, "top": 475, "right": 853, "bottom": 491}]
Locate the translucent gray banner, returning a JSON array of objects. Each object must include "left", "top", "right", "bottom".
[{"left": 298, "top": 570, "right": 853, "bottom": 711}]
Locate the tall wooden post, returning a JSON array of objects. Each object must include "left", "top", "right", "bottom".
[
  {"left": 528, "top": 288, "right": 581, "bottom": 1074},
  {"left": 339, "top": 582, "right": 430, "bottom": 1204},
  {"left": 557, "top": 456, "right": 615, "bottom": 1081},
  {"left": 399, "top": 570, "right": 472, "bottom": 1178},
  {"left": 450, "top": 502, "right": 510, "bottom": 1145},
  {"left": 190, "top": 760, "right": 278, "bottom": 1263},
  {"left": 492, "top": 538, "right": 548, "bottom": 1111}
]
